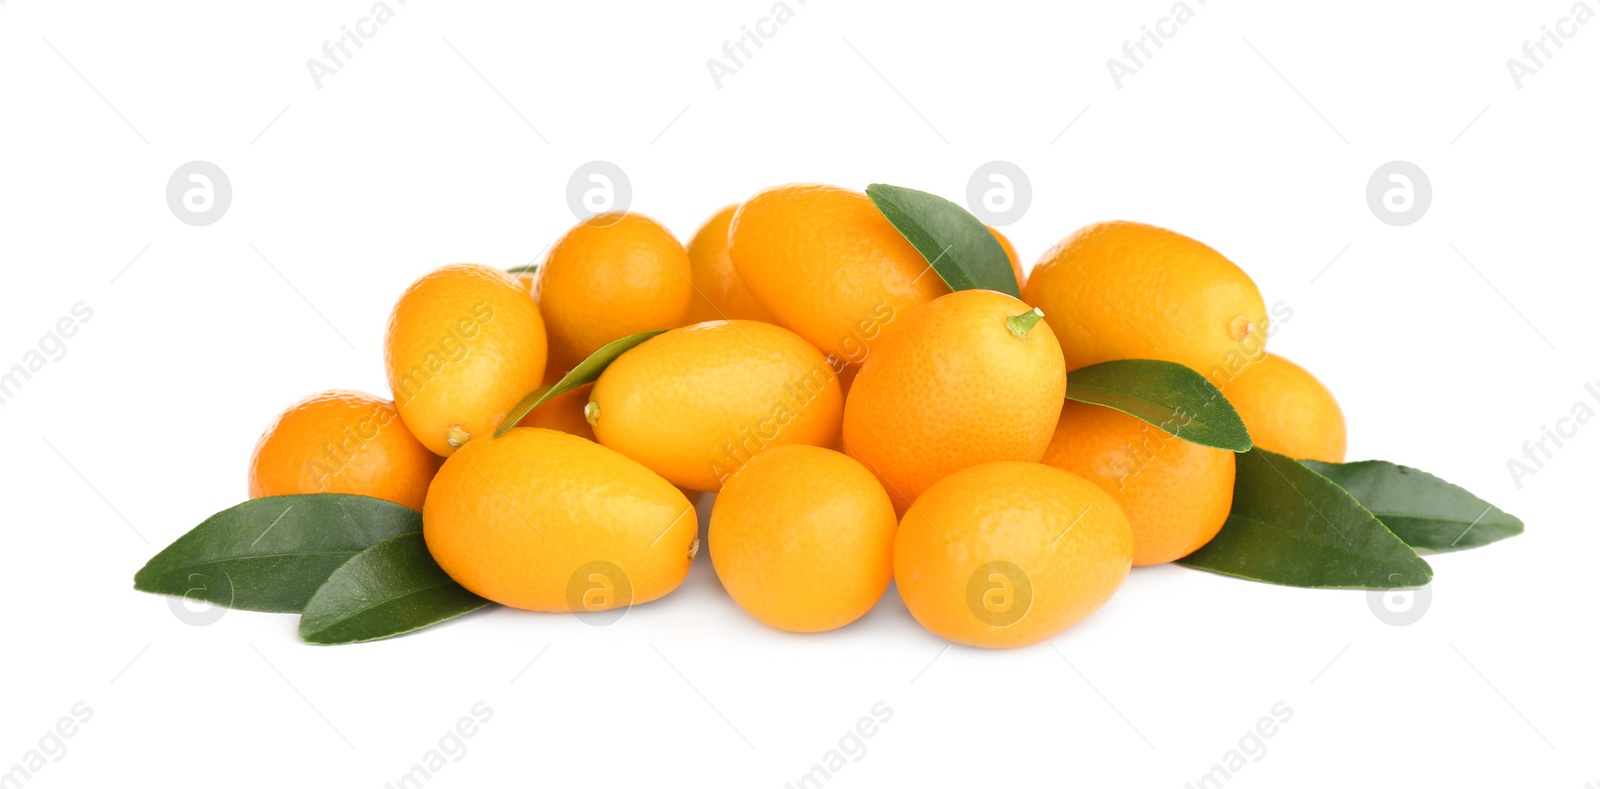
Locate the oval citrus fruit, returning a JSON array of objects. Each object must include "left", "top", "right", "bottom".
[
  {"left": 248, "top": 390, "right": 441, "bottom": 511},
  {"left": 1042, "top": 400, "right": 1235, "bottom": 565},
  {"left": 589, "top": 320, "right": 842, "bottom": 491},
  {"left": 536, "top": 212, "right": 693, "bottom": 372},
  {"left": 515, "top": 378, "right": 596, "bottom": 442},
  {"left": 989, "top": 225, "right": 1026, "bottom": 290},
  {"left": 384, "top": 263, "right": 547, "bottom": 456},
  {"left": 423, "top": 428, "right": 697, "bottom": 611},
  {"left": 728, "top": 184, "right": 948, "bottom": 366},
  {"left": 843, "top": 289, "right": 1066, "bottom": 512},
  {"left": 1024, "top": 221, "right": 1267, "bottom": 374},
  {"left": 894, "top": 462, "right": 1133, "bottom": 649},
  {"left": 710, "top": 445, "right": 897, "bottom": 632},
  {"left": 1222, "top": 354, "right": 1347, "bottom": 463},
  {"left": 686, "top": 204, "right": 773, "bottom": 324}
]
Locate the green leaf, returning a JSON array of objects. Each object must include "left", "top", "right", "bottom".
[
  {"left": 1300, "top": 460, "right": 1524, "bottom": 553},
  {"left": 1177, "top": 448, "right": 1433, "bottom": 589},
  {"left": 865, "top": 183, "right": 1020, "bottom": 298},
  {"left": 494, "top": 330, "right": 665, "bottom": 437},
  {"left": 134, "top": 494, "right": 422, "bottom": 613},
  {"left": 1066, "top": 359, "right": 1253, "bottom": 452},
  {"left": 299, "top": 533, "right": 491, "bottom": 645},
  {"left": 505, "top": 264, "right": 538, "bottom": 275}
]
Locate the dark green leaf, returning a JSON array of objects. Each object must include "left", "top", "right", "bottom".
[
  {"left": 494, "top": 330, "right": 665, "bottom": 437},
  {"left": 299, "top": 533, "right": 490, "bottom": 645},
  {"left": 134, "top": 494, "right": 422, "bottom": 613},
  {"left": 1067, "top": 359, "right": 1253, "bottom": 452},
  {"left": 865, "top": 183, "right": 1020, "bottom": 298},
  {"left": 505, "top": 264, "right": 538, "bottom": 275},
  {"left": 1177, "top": 449, "right": 1433, "bottom": 589},
  {"left": 1301, "top": 460, "right": 1523, "bottom": 553}
]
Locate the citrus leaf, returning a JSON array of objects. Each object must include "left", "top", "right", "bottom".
[
  {"left": 866, "top": 183, "right": 1020, "bottom": 298},
  {"left": 299, "top": 533, "right": 490, "bottom": 645},
  {"left": 1300, "top": 459, "right": 1524, "bottom": 553},
  {"left": 494, "top": 330, "right": 665, "bottom": 437},
  {"left": 1176, "top": 448, "right": 1433, "bottom": 589},
  {"left": 505, "top": 264, "right": 538, "bottom": 275},
  {"left": 1067, "top": 359, "right": 1252, "bottom": 452},
  {"left": 134, "top": 494, "right": 421, "bottom": 613}
]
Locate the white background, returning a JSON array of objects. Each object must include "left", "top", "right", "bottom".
[{"left": 2, "top": 1, "right": 1596, "bottom": 786}]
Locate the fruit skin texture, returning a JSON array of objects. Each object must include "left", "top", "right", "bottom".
[
  {"left": 843, "top": 289, "right": 1066, "bottom": 513},
  {"left": 686, "top": 205, "right": 774, "bottom": 324},
  {"left": 1024, "top": 221, "right": 1267, "bottom": 374},
  {"left": 423, "top": 428, "right": 697, "bottom": 611},
  {"left": 728, "top": 184, "right": 949, "bottom": 365},
  {"left": 988, "top": 225, "right": 1026, "bottom": 290},
  {"left": 1222, "top": 354, "right": 1347, "bottom": 463},
  {"left": 589, "top": 320, "right": 842, "bottom": 492},
  {"left": 515, "top": 380, "right": 596, "bottom": 442},
  {"left": 710, "top": 445, "right": 897, "bottom": 633},
  {"left": 536, "top": 212, "right": 693, "bottom": 372},
  {"left": 385, "top": 264, "right": 547, "bottom": 456},
  {"left": 894, "top": 462, "right": 1133, "bottom": 649},
  {"left": 1042, "top": 401, "right": 1235, "bottom": 566},
  {"left": 249, "top": 390, "right": 441, "bottom": 512}
]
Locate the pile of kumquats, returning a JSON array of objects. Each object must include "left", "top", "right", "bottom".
[{"left": 135, "top": 182, "right": 1521, "bottom": 647}]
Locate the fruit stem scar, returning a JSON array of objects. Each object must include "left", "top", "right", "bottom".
[
  {"left": 584, "top": 401, "right": 601, "bottom": 425},
  {"left": 1228, "top": 316, "right": 1255, "bottom": 340},
  {"left": 688, "top": 537, "right": 700, "bottom": 561},
  {"left": 446, "top": 425, "right": 471, "bottom": 449},
  {"left": 1007, "top": 307, "right": 1046, "bottom": 339}
]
